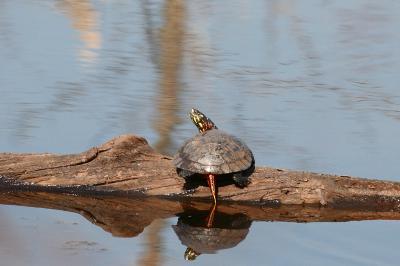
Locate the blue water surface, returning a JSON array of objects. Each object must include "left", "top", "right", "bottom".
[{"left": 1, "top": 0, "right": 400, "bottom": 265}]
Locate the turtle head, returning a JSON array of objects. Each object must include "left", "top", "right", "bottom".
[
  {"left": 190, "top": 108, "right": 217, "bottom": 133},
  {"left": 184, "top": 247, "right": 200, "bottom": 260}
]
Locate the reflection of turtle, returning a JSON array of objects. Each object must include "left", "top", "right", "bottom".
[
  {"left": 172, "top": 208, "right": 252, "bottom": 260},
  {"left": 173, "top": 109, "right": 255, "bottom": 203}
]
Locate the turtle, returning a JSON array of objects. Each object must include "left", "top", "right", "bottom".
[
  {"left": 173, "top": 108, "right": 255, "bottom": 204},
  {"left": 172, "top": 206, "right": 252, "bottom": 260}
]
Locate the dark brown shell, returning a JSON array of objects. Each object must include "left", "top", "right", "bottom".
[
  {"left": 172, "top": 222, "right": 249, "bottom": 254},
  {"left": 173, "top": 129, "right": 254, "bottom": 174}
]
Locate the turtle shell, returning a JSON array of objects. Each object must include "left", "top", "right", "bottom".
[
  {"left": 172, "top": 211, "right": 251, "bottom": 255},
  {"left": 172, "top": 221, "right": 249, "bottom": 255},
  {"left": 173, "top": 129, "right": 254, "bottom": 175}
]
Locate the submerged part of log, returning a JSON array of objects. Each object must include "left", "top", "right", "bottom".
[
  {"left": 1, "top": 190, "right": 400, "bottom": 238},
  {"left": 1, "top": 134, "right": 400, "bottom": 206}
]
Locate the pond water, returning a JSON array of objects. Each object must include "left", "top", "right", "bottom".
[{"left": 1, "top": 0, "right": 400, "bottom": 265}]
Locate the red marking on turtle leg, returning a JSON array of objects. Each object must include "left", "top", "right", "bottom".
[{"left": 207, "top": 174, "right": 217, "bottom": 205}]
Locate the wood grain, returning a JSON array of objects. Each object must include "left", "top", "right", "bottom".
[{"left": 1, "top": 134, "right": 400, "bottom": 207}]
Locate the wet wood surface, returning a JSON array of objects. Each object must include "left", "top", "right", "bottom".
[
  {"left": 0, "top": 191, "right": 400, "bottom": 237},
  {"left": 1, "top": 134, "right": 400, "bottom": 207}
]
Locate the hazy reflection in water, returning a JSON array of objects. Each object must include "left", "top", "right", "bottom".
[
  {"left": 173, "top": 206, "right": 251, "bottom": 260},
  {"left": 57, "top": 0, "right": 102, "bottom": 64},
  {"left": 0, "top": 0, "right": 400, "bottom": 265}
]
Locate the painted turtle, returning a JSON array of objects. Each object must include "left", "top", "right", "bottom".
[
  {"left": 172, "top": 207, "right": 251, "bottom": 260},
  {"left": 173, "top": 108, "right": 255, "bottom": 203}
]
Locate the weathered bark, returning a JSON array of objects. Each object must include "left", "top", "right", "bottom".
[{"left": 1, "top": 134, "right": 400, "bottom": 207}]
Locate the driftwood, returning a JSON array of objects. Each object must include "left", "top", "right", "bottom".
[
  {"left": 0, "top": 134, "right": 400, "bottom": 208},
  {"left": 1, "top": 134, "right": 400, "bottom": 241},
  {"left": 1, "top": 191, "right": 400, "bottom": 238}
]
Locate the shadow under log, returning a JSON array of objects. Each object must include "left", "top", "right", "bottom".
[{"left": 0, "top": 134, "right": 400, "bottom": 208}]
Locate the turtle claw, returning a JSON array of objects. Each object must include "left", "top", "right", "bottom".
[{"left": 183, "top": 182, "right": 199, "bottom": 192}]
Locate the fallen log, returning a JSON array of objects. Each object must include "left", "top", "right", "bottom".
[
  {"left": 0, "top": 191, "right": 400, "bottom": 238},
  {"left": 1, "top": 134, "right": 400, "bottom": 208}
]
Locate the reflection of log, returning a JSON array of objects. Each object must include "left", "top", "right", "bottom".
[
  {"left": 1, "top": 134, "right": 400, "bottom": 207},
  {"left": 1, "top": 191, "right": 400, "bottom": 238}
]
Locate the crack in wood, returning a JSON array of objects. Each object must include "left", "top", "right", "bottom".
[{"left": 1, "top": 134, "right": 400, "bottom": 207}]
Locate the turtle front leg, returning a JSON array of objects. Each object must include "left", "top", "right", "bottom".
[
  {"left": 207, "top": 174, "right": 217, "bottom": 204},
  {"left": 232, "top": 162, "right": 254, "bottom": 188},
  {"left": 232, "top": 172, "right": 251, "bottom": 188},
  {"left": 177, "top": 168, "right": 200, "bottom": 192},
  {"left": 177, "top": 168, "right": 194, "bottom": 179}
]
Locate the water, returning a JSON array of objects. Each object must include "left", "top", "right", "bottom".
[{"left": 0, "top": 0, "right": 400, "bottom": 265}]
